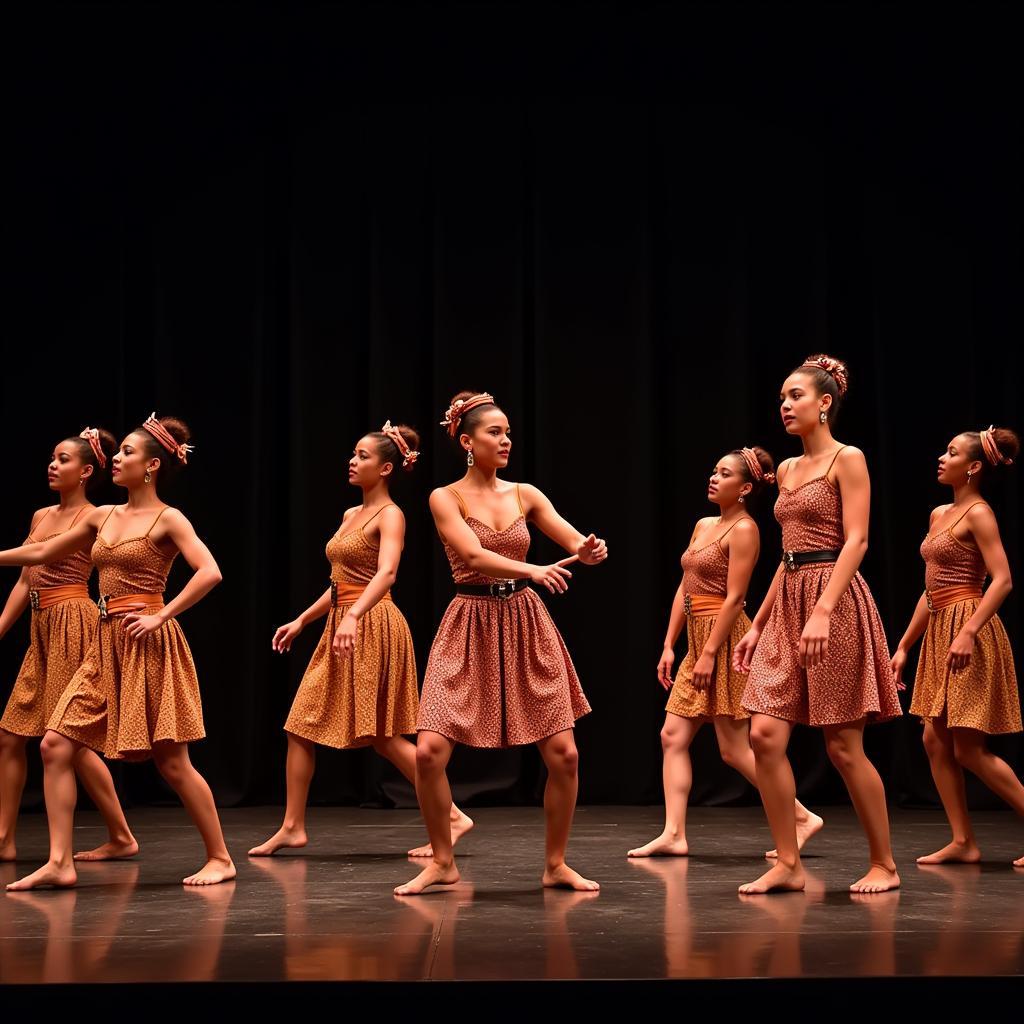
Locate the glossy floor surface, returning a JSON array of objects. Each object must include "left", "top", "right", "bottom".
[{"left": 2, "top": 806, "right": 1022, "bottom": 983}]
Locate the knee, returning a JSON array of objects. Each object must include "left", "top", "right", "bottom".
[
  {"left": 0, "top": 728, "right": 24, "bottom": 755},
  {"left": 155, "top": 753, "right": 189, "bottom": 788},
  {"left": 39, "top": 731, "right": 73, "bottom": 767},
  {"left": 719, "top": 744, "right": 741, "bottom": 770},
  {"left": 660, "top": 722, "right": 682, "bottom": 752},
  {"left": 826, "top": 737, "right": 858, "bottom": 775},
  {"left": 547, "top": 739, "right": 579, "bottom": 778},
  {"left": 415, "top": 738, "right": 445, "bottom": 776},
  {"left": 922, "top": 727, "right": 947, "bottom": 760},
  {"left": 953, "top": 738, "right": 984, "bottom": 771},
  {"left": 749, "top": 725, "right": 780, "bottom": 761}
]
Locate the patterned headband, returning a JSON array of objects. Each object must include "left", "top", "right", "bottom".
[
  {"left": 78, "top": 427, "right": 107, "bottom": 469},
  {"left": 979, "top": 425, "right": 1013, "bottom": 467},
  {"left": 142, "top": 412, "right": 194, "bottom": 464},
  {"left": 739, "top": 447, "right": 775, "bottom": 485},
  {"left": 802, "top": 355, "right": 848, "bottom": 397},
  {"left": 381, "top": 420, "right": 420, "bottom": 468},
  {"left": 439, "top": 393, "right": 495, "bottom": 438}
]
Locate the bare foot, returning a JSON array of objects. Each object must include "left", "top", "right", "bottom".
[
  {"left": 627, "top": 832, "right": 689, "bottom": 858},
  {"left": 0, "top": 838, "right": 15, "bottom": 862},
  {"left": 542, "top": 863, "right": 600, "bottom": 891},
  {"left": 394, "top": 860, "right": 460, "bottom": 895},
  {"left": 916, "top": 839, "right": 981, "bottom": 865},
  {"left": 407, "top": 811, "right": 475, "bottom": 858},
  {"left": 6, "top": 861, "right": 77, "bottom": 891},
  {"left": 849, "top": 864, "right": 900, "bottom": 893},
  {"left": 183, "top": 856, "right": 236, "bottom": 886},
  {"left": 1013, "top": 854, "right": 1024, "bottom": 869},
  {"left": 766, "top": 812, "right": 824, "bottom": 858},
  {"left": 74, "top": 837, "right": 140, "bottom": 861},
  {"left": 248, "top": 826, "right": 308, "bottom": 857},
  {"left": 738, "top": 862, "right": 806, "bottom": 895}
]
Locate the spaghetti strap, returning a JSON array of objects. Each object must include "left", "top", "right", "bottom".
[
  {"left": 144, "top": 506, "right": 170, "bottom": 537},
  {"left": 96, "top": 505, "right": 118, "bottom": 541},
  {"left": 68, "top": 505, "right": 90, "bottom": 529},
  {"left": 716, "top": 515, "right": 753, "bottom": 545},
  {"left": 27, "top": 506, "right": 56, "bottom": 540},
  {"left": 949, "top": 501, "right": 987, "bottom": 532},
  {"left": 361, "top": 503, "right": 397, "bottom": 530},
  {"left": 514, "top": 483, "right": 525, "bottom": 517},
  {"left": 446, "top": 487, "right": 468, "bottom": 519},
  {"left": 824, "top": 445, "right": 847, "bottom": 483}
]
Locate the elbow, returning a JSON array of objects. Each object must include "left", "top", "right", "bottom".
[
  {"left": 207, "top": 567, "right": 223, "bottom": 588},
  {"left": 465, "top": 550, "right": 482, "bottom": 570},
  {"left": 382, "top": 569, "right": 398, "bottom": 586}
]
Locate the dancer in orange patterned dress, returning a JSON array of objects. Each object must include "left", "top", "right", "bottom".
[
  {"left": 1, "top": 415, "right": 234, "bottom": 890},
  {"left": 628, "top": 447, "right": 823, "bottom": 859},
  {"left": 1, "top": 428, "right": 136, "bottom": 864},
  {"left": 734, "top": 356, "right": 902, "bottom": 895},
  {"left": 249, "top": 422, "right": 473, "bottom": 859},
  {"left": 395, "top": 391, "right": 608, "bottom": 895},
  {"left": 891, "top": 426, "right": 1023, "bottom": 867}
]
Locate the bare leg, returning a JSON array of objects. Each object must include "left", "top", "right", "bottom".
[
  {"left": 71, "top": 748, "right": 138, "bottom": 860},
  {"left": 713, "top": 718, "right": 824, "bottom": 857},
  {"left": 538, "top": 729, "right": 598, "bottom": 891},
  {"left": 151, "top": 741, "right": 235, "bottom": 885},
  {"left": 952, "top": 727, "right": 1024, "bottom": 866},
  {"left": 738, "top": 715, "right": 805, "bottom": 894},
  {"left": 6, "top": 731, "right": 80, "bottom": 890},
  {"left": 823, "top": 720, "right": 900, "bottom": 893},
  {"left": 627, "top": 714, "right": 703, "bottom": 857},
  {"left": 917, "top": 717, "right": 980, "bottom": 864},
  {"left": 370, "top": 735, "right": 474, "bottom": 856},
  {"left": 248, "top": 732, "right": 315, "bottom": 856},
  {"left": 394, "top": 731, "right": 460, "bottom": 895},
  {"left": 0, "top": 728, "right": 28, "bottom": 861}
]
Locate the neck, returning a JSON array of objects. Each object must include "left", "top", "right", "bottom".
[
  {"left": 717, "top": 500, "right": 747, "bottom": 522},
  {"left": 124, "top": 484, "right": 163, "bottom": 509},
  {"left": 463, "top": 465, "right": 500, "bottom": 488},
  {"left": 56, "top": 488, "right": 90, "bottom": 512},
  {"left": 951, "top": 481, "right": 981, "bottom": 505},
  {"left": 801, "top": 425, "right": 837, "bottom": 457},
  {"left": 360, "top": 480, "right": 391, "bottom": 506}
]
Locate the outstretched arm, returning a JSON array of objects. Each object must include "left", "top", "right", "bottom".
[
  {"left": 0, "top": 509, "right": 103, "bottom": 568},
  {"left": 519, "top": 484, "right": 608, "bottom": 565}
]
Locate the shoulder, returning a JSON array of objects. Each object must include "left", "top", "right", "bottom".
[
  {"left": 341, "top": 505, "right": 361, "bottom": 522},
  {"left": 929, "top": 502, "right": 952, "bottom": 522},
  {"left": 89, "top": 503, "right": 118, "bottom": 525},
  {"left": 965, "top": 502, "right": 997, "bottom": 529},
  {"left": 516, "top": 481, "right": 544, "bottom": 502},
  {"left": 380, "top": 504, "right": 406, "bottom": 525},
  {"left": 776, "top": 457, "right": 798, "bottom": 483},
  {"left": 29, "top": 505, "right": 56, "bottom": 529},
  {"left": 156, "top": 506, "right": 188, "bottom": 528},
  {"left": 732, "top": 517, "right": 759, "bottom": 538},
  {"left": 694, "top": 515, "right": 716, "bottom": 530},
  {"left": 430, "top": 487, "right": 461, "bottom": 510},
  {"left": 835, "top": 444, "right": 866, "bottom": 466}
]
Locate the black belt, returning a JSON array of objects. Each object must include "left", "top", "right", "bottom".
[
  {"left": 455, "top": 579, "right": 530, "bottom": 599},
  {"left": 782, "top": 549, "right": 843, "bottom": 572}
]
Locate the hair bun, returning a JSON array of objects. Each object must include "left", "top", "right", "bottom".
[{"left": 802, "top": 354, "right": 849, "bottom": 396}]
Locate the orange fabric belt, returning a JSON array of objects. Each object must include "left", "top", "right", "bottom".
[
  {"left": 331, "top": 581, "right": 391, "bottom": 608},
  {"left": 926, "top": 586, "right": 983, "bottom": 612},
  {"left": 684, "top": 593, "right": 726, "bottom": 617},
  {"left": 98, "top": 593, "right": 165, "bottom": 619},
  {"left": 29, "top": 584, "right": 91, "bottom": 611}
]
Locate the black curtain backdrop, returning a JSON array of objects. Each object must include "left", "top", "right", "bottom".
[{"left": 4, "top": 2, "right": 1020, "bottom": 815}]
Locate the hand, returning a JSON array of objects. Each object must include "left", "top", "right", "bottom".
[
  {"left": 576, "top": 534, "right": 608, "bottom": 565},
  {"left": 692, "top": 651, "right": 715, "bottom": 691},
  {"left": 530, "top": 557, "right": 576, "bottom": 594},
  {"left": 890, "top": 649, "right": 908, "bottom": 692},
  {"left": 947, "top": 629, "right": 976, "bottom": 674},
  {"left": 332, "top": 612, "right": 358, "bottom": 655},
  {"left": 798, "top": 607, "right": 831, "bottom": 668},
  {"left": 732, "top": 627, "right": 761, "bottom": 674},
  {"left": 122, "top": 608, "right": 162, "bottom": 641},
  {"left": 657, "top": 646, "right": 675, "bottom": 690},
  {"left": 272, "top": 619, "right": 304, "bottom": 653}
]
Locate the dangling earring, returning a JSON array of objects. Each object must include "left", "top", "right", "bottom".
[
  {"left": 467, "top": 449, "right": 474, "bottom": 468},
  {"left": 144, "top": 470, "right": 152, "bottom": 484},
  {"left": 966, "top": 469, "right": 974, "bottom": 480},
  {"left": 738, "top": 495, "right": 745, "bottom": 504},
  {"left": 79, "top": 478, "right": 85, "bottom": 487},
  {"left": 819, "top": 410, "right": 827, "bottom": 424}
]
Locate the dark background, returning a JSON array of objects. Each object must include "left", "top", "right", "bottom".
[{"left": 3, "top": 1, "right": 1020, "bottom": 816}]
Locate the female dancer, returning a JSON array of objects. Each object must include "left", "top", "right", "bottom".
[
  {"left": 891, "top": 426, "right": 1023, "bottom": 866},
  {"left": 1, "top": 429, "right": 137, "bottom": 864},
  {"left": 628, "top": 447, "right": 823, "bottom": 858},
  {"left": 250, "top": 421, "right": 473, "bottom": 859},
  {"left": 2, "top": 414, "right": 234, "bottom": 889},
  {"left": 734, "top": 356, "right": 902, "bottom": 894},
  {"left": 395, "top": 391, "right": 608, "bottom": 895}
]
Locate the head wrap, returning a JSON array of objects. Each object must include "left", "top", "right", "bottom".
[
  {"left": 381, "top": 420, "right": 420, "bottom": 468},
  {"left": 439, "top": 393, "right": 495, "bottom": 438},
  {"left": 979, "top": 425, "right": 1013, "bottom": 466},
  {"left": 141, "top": 412, "right": 194, "bottom": 464},
  {"left": 739, "top": 447, "right": 775, "bottom": 485},
  {"left": 801, "top": 355, "right": 849, "bottom": 397},
  {"left": 78, "top": 427, "right": 107, "bottom": 469}
]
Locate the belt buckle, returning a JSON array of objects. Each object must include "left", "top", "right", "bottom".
[
  {"left": 926, "top": 591, "right": 935, "bottom": 612},
  {"left": 97, "top": 594, "right": 109, "bottom": 620},
  {"left": 783, "top": 551, "right": 797, "bottom": 572},
  {"left": 29, "top": 589, "right": 40, "bottom": 611},
  {"left": 489, "top": 580, "right": 515, "bottom": 599},
  {"left": 684, "top": 594, "right": 692, "bottom": 615},
  {"left": 331, "top": 581, "right": 338, "bottom": 608}
]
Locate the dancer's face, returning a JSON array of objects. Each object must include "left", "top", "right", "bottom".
[
  {"left": 111, "top": 432, "right": 159, "bottom": 489},
  {"left": 936, "top": 434, "right": 982, "bottom": 487},
  {"left": 462, "top": 409, "right": 511, "bottom": 470},
  {"left": 707, "top": 454, "right": 751, "bottom": 508},
  {"left": 48, "top": 440, "right": 90, "bottom": 493},
  {"left": 779, "top": 372, "right": 830, "bottom": 435},
  {"left": 348, "top": 435, "right": 392, "bottom": 489}
]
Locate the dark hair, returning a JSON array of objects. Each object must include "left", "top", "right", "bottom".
[
  {"left": 135, "top": 415, "right": 192, "bottom": 492},
  {"left": 65, "top": 428, "right": 117, "bottom": 495},
  {"left": 368, "top": 424, "right": 421, "bottom": 477},
  {"left": 963, "top": 426, "right": 1019, "bottom": 482},
  {"left": 728, "top": 446, "right": 776, "bottom": 501},
  {"left": 792, "top": 353, "right": 848, "bottom": 425},
  {"left": 443, "top": 390, "right": 501, "bottom": 446}
]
